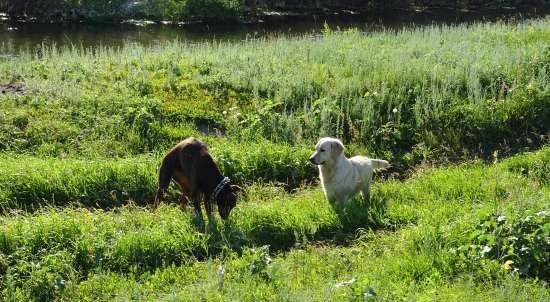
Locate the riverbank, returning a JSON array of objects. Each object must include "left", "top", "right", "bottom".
[
  {"left": 1, "top": 16, "right": 549, "bottom": 301},
  {"left": 2, "top": 0, "right": 549, "bottom": 23},
  {"left": 1, "top": 19, "right": 549, "bottom": 171}
]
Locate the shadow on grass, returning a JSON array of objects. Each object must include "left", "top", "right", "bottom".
[
  {"left": 330, "top": 194, "right": 388, "bottom": 233},
  {"left": 204, "top": 192, "right": 398, "bottom": 255}
]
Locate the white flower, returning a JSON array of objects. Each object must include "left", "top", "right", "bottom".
[{"left": 392, "top": 108, "right": 398, "bottom": 113}]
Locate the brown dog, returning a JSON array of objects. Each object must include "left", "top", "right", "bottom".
[{"left": 154, "top": 137, "right": 242, "bottom": 221}]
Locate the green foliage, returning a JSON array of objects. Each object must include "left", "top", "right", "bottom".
[
  {"left": 5, "top": 250, "right": 76, "bottom": 302},
  {"left": 2, "top": 0, "right": 243, "bottom": 22},
  {"left": 504, "top": 147, "right": 550, "bottom": 184},
  {"left": 2, "top": 0, "right": 548, "bottom": 22},
  {"left": 456, "top": 210, "right": 550, "bottom": 280},
  {"left": 0, "top": 156, "right": 157, "bottom": 210},
  {"left": 1, "top": 20, "right": 549, "bottom": 171},
  {"left": 0, "top": 149, "right": 549, "bottom": 300}
]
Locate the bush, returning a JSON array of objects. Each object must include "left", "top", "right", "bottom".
[
  {"left": 504, "top": 147, "right": 550, "bottom": 184},
  {"left": 455, "top": 210, "right": 550, "bottom": 281}
]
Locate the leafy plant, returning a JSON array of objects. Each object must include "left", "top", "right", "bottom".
[{"left": 456, "top": 210, "right": 550, "bottom": 280}]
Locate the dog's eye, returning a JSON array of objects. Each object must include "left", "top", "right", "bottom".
[{"left": 320, "top": 149, "right": 325, "bottom": 152}]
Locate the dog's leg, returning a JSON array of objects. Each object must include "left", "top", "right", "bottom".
[
  {"left": 205, "top": 198, "right": 214, "bottom": 221},
  {"left": 204, "top": 197, "right": 218, "bottom": 230},
  {"left": 175, "top": 181, "right": 191, "bottom": 211},
  {"left": 154, "top": 162, "right": 173, "bottom": 209},
  {"left": 178, "top": 194, "right": 190, "bottom": 211},
  {"left": 361, "top": 182, "right": 371, "bottom": 201},
  {"left": 191, "top": 190, "right": 204, "bottom": 226}
]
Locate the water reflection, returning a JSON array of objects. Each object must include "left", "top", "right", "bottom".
[{"left": 0, "top": 10, "right": 547, "bottom": 54}]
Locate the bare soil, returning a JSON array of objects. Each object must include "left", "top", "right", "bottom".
[{"left": 0, "top": 83, "right": 25, "bottom": 95}]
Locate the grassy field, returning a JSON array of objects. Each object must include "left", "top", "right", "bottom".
[
  {"left": 1, "top": 147, "right": 549, "bottom": 300},
  {"left": 1, "top": 19, "right": 549, "bottom": 169},
  {"left": 0, "top": 19, "right": 549, "bottom": 301}
]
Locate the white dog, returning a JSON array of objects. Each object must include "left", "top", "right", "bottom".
[{"left": 309, "top": 137, "right": 390, "bottom": 205}]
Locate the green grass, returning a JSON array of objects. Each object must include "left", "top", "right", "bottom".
[
  {"left": 1, "top": 147, "right": 549, "bottom": 300},
  {"left": 1, "top": 19, "right": 550, "bottom": 301},
  {"left": 1, "top": 19, "right": 549, "bottom": 171},
  {"left": 0, "top": 140, "right": 317, "bottom": 210}
]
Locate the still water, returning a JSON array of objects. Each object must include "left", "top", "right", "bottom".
[{"left": 0, "top": 10, "right": 547, "bottom": 54}]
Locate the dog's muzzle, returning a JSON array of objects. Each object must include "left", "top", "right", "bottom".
[{"left": 309, "top": 156, "right": 325, "bottom": 165}]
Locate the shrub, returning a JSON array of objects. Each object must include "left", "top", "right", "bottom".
[
  {"left": 2, "top": 0, "right": 244, "bottom": 21},
  {"left": 455, "top": 210, "right": 550, "bottom": 281}
]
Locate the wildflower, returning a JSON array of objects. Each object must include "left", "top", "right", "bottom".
[
  {"left": 392, "top": 108, "right": 398, "bottom": 113},
  {"left": 503, "top": 260, "right": 514, "bottom": 271}
]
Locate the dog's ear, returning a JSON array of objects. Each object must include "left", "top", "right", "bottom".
[
  {"left": 331, "top": 140, "right": 344, "bottom": 158},
  {"left": 231, "top": 185, "right": 244, "bottom": 197}
]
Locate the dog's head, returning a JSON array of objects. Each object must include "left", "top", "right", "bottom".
[
  {"left": 216, "top": 185, "right": 243, "bottom": 219},
  {"left": 309, "top": 137, "right": 344, "bottom": 166}
]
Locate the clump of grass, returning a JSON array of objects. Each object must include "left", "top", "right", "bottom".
[
  {"left": 0, "top": 188, "right": 382, "bottom": 283},
  {"left": 0, "top": 155, "right": 158, "bottom": 210},
  {"left": 0, "top": 139, "right": 316, "bottom": 210},
  {"left": 503, "top": 146, "right": 550, "bottom": 184}
]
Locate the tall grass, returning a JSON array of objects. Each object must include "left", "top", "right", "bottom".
[
  {"left": 0, "top": 147, "right": 549, "bottom": 300},
  {"left": 0, "top": 139, "right": 317, "bottom": 210},
  {"left": 1, "top": 19, "right": 549, "bottom": 169},
  {"left": 1, "top": 18, "right": 550, "bottom": 301}
]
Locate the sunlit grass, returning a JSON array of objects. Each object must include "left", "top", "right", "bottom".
[
  {"left": 1, "top": 147, "right": 549, "bottom": 300},
  {"left": 1, "top": 19, "right": 549, "bottom": 169},
  {"left": 1, "top": 19, "right": 549, "bottom": 301}
]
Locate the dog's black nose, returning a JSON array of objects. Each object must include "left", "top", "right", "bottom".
[{"left": 309, "top": 157, "right": 316, "bottom": 164}]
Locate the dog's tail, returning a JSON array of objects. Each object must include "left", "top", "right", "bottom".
[{"left": 371, "top": 159, "right": 390, "bottom": 170}]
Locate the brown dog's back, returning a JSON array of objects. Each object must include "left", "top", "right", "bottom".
[
  {"left": 154, "top": 137, "right": 239, "bottom": 220},
  {"left": 155, "top": 137, "right": 209, "bottom": 206}
]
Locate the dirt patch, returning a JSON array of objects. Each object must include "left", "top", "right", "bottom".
[
  {"left": 197, "top": 122, "right": 224, "bottom": 137},
  {"left": 0, "top": 83, "right": 25, "bottom": 95}
]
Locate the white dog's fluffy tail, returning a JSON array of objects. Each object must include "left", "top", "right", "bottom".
[{"left": 371, "top": 159, "right": 390, "bottom": 170}]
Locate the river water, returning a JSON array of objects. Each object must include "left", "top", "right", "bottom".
[{"left": 0, "top": 10, "right": 548, "bottom": 55}]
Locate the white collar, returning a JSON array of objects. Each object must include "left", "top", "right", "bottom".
[{"left": 211, "top": 177, "right": 230, "bottom": 201}]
